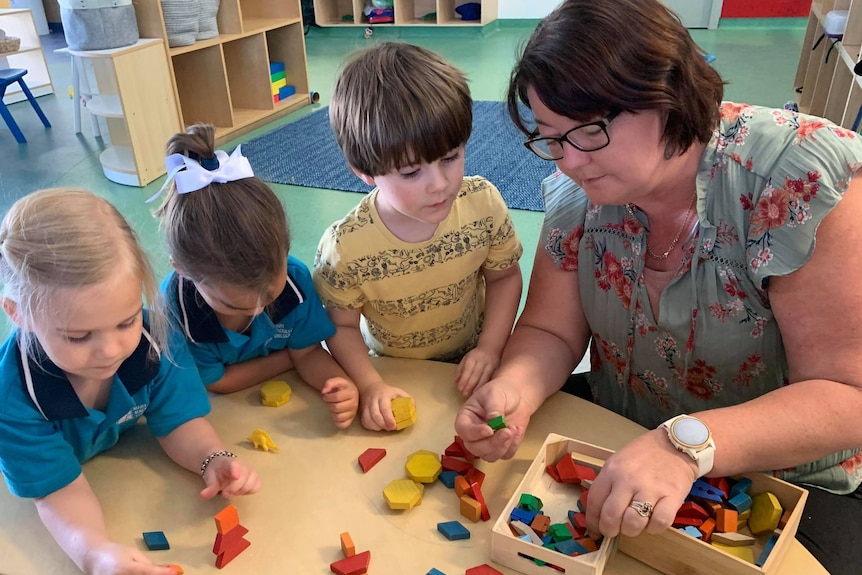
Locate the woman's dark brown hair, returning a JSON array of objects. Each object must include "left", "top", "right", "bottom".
[
  {"left": 155, "top": 123, "right": 289, "bottom": 293},
  {"left": 507, "top": 0, "right": 725, "bottom": 157}
]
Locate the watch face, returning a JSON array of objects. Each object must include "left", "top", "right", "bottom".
[{"left": 672, "top": 417, "right": 711, "bottom": 449}]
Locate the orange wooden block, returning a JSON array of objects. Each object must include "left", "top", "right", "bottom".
[
  {"left": 454, "top": 475, "right": 472, "bottom": 497},
  {"left": 330, "top": 549, "right": 371, "bottom": 575},
  {"left": 778, "top": 508, "right": 792, "bottom": 529},
  {"left": 460, "top": 495, "right": 483, "bottom": 523},
  {"left": 214, "top": 505, "right": 240, "bottom": 535},
  {"left": 715, "top": 508, "right": 738, "bottom": 533},
  {"left": 698, "top": 517, "right": 716, "bottom": 542},
  {"left": 576, "top": 537, "right": 598, "bottom": 553},
  {"left": 340, "top": 531, "right": 355, "bottom": 558},
  {"left": 166, "top": 565, "right": 184, "bottom": 575}
]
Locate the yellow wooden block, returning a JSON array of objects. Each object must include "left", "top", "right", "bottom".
[
  {"left": 737, "top": 508, "right": 751, "bottom": 530},
  {"left": 405, "top": 449, "right": 442, "bottom": 483},
  {"left": 712, "top": 542, "right": 754, "bottom": 563},
  {"left": 749, "top": 492, "right": 783, "bottom": 535},
  {"left": 391, "top": 396, "right": 417, "bottom": 430},
  {"left": 247, "top": 428, "right": 279, "bottom": 452},
  {"left": 261, "top": 380, "right": 291, "bottom": 407},
  {"left": 270, "top": 77, "right": 287, "bottom": 94},
  {"left": 383, "top": 479, "right": 424, "bottom": 510}
]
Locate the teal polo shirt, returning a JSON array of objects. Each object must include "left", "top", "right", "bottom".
[
  {"left": 162, "top": 255, "right": 336, "bottom": 387},
  {"left": 0, "top": 316, "right": 211, "bottom": 499}
]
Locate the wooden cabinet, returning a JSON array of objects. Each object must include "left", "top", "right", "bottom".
[
  {"left": 0, "top": 8, "right": 53, "bottom": 105},
  {"left": 794, "top": 0, "right": 862, "bottom": 128},
  {"left": 313, "top": 0, "right": 497, "bottom": 26},
  {"left": 68, "top": 39, "right": 181, "bottom": 186},
  {"left": 132, "top": 0, "right": 311, "bottom": 146}
]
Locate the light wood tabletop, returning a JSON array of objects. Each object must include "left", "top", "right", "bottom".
[{"left": 0, "top": 358, "right": 829, "bottom": 574}]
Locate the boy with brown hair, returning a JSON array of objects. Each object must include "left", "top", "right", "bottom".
[{"left": 314, "top": 42, "right": 523, "bottom": 431}]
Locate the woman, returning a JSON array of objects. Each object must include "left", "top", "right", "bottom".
[{"left": 454, "top": 1, "right": 862, "bottom": 572}]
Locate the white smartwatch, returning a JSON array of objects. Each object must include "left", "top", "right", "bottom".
[{"left": 660, "top": 414, "right": 715, "bottom": 477}]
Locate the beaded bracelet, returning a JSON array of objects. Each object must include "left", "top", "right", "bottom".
[{"left": 200, "top": 450, "right": 237, "bottom": 477}]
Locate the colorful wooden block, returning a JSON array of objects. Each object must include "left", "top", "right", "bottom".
[
  {"left": 756, "top": 533, "right": 779, "bottom": 567},
  {"left": 519, "top": 493, "right": 543, "bottom": 512},
  {"left": 330, "top": 549, "right": 371, "bottom": 575},
  {"left": 438, "top": 470, "right": 458, "bottom": 488},
  {"left": 441, "top": 455, "right": 474, "bottom": 475},
  {"left": 260, "top": 380, "right": 291, "bottom": 406},
  {"left": 530, "top": 514, "right": 551, "bottom": 537},
  {"left": 358, "top": 447, "right": 386, "bottom": 473},
  {"left": 340, "top": 531, "right": 355, "bottom": 558},
  {"left": 214, "top": 505, "right": 239, "bottom": 535},
  {"left": 466, "top": 564, "right": 504, "bottom": 575},
  {"left": 142, "top": 531, "right": 169, "bottom": 551},
  {"left": 749, "top": 492, "right": 783, "bottom": 535},
  {"left": 711, "top": 531, "right": 755, "bottom": 547},
  {"left": 486, "top": 415, "right": 507, "bottom": 430},
  {"left": 679, "top": 525, "right": 703, "bottom": 539},
  {"left": 714, "top": 508, "right": 738, "bottom": 533},
  {"left": 383, "top": 479, "right": 424, "bottom": 510},
  {"left": 406, "top": 450, "right": 442, "bottom": 483},
  {"left": 712, "top": 542, "right": 754, "bottom": 563},
  {"left": 470, "top": 481, "right": 491, "bottom": 521},
  {"left": 212, "top": 524, "right": 249, "bottom": 554},
  {"left": 437, "top": 520, "right": 471, "bottom": 541},
  {"left": 460, "top": 495, "right": 483, "bottom": 523},
  {"left": 214, "top": 536, "right": 250, "bottom": 568},
  {"left": 166, "top": 565, "right": 184, "bottom": 575},
  {"left": 698, "top": 517, "right": 716, "bottom": 542},
  {"left": 391, "top": 396, "right": 417, "bottom": 430},
  {"left": 427, "top": 569, "right": 447, "bottom": 575}
]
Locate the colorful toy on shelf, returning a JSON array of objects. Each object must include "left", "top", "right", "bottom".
[
  {"left": 364, "top": 1, "right": 394, "bottom": 24},
  {"left": 269, "top": 61, "right": 295, "bottom": 104}
]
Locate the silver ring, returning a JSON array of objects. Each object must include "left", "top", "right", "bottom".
[{"left": 629, "top": 500, "right": 654, "bottom": 518}]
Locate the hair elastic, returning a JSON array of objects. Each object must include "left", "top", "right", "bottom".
[{"left": 146, "top": 145, "right": 255, "bottom": 203}]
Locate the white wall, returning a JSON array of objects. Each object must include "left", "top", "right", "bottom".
[{"left": 497, "top": 0, "right": 722, "bottom": 29}]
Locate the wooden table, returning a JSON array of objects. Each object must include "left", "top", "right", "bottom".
[{"left": 0, "top": 358, "right": 828, "bottom": 574}]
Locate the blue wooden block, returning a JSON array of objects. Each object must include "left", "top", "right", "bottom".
[
  {"left": 729, "top": 477, "right": 752, "bottom": 499},
  {"left": 679, "top": 525, "right": 703, "bottom": 539},
  {"left": 727, "top": 492, "right": 753, "bottom": 514},
  {"left": 426, "top": 569, "right": 448, "bottom": 575},
  {"left": 142, "top": 531, "right": 169, "bottom": 551},
  {"left": 555, "top": 538, "right": 589, "bottom": 556},
  {"left": 269, "top": 61, "right": 285, "bottom": 74},
  {"left": 756, "top": 533, "right": 779, "bottom": 567},
  {"left": 437, "top": 520, "right": 470, "bottom": 541},
  {"left": 438, "top": 470, "right": 458, "bottom": 488},
  {"left": 690, "top": 479, "right": 724, "bottom": 502},
  {"left": 278, "top": 85, "right": 296, "bottom": 100},
  {"left": 510, "top": 507, "right": 537, "bottom": 525}
]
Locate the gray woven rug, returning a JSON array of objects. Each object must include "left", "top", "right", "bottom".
[{"left": 241, "top": 101, "right": 553, "bottom": 212}]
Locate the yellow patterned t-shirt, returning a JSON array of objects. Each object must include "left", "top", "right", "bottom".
[{"left": 313, "top": 176, "right": 523, "bottom": 361}]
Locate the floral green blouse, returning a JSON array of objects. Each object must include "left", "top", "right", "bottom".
[{"left": 541, "top": 102, "right": 862, "bottom": 494}]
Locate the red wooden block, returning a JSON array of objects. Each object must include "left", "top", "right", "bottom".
[
  {"left": 454, "top": 436, "right": 478, "bottom": 460},
  {"left": 677, "top": 501, "right": 710, "bottom": 521},
  {"left": 466, "top": 565, "right": 504, "bottom": 575},
  {"left": 330, "top": 549, "right": 371, "bottom": 575},
  {"left": 470, "top": 482, "right": 491, "bottom": 521},
  {"left": 576, "top": 537, "right": 598, "bottom": 553},
  {"left": 215, "top": 538, "right": 250, "bottom": 568},
  {"left": 441, "top": 455, "right": 474, "bottom": 474},
  {"left": 358, "top": 448, "right": 386, "bottom": 473},
  {"left": 464, "top": 467, "right": 486, "bottom": 489},
  {"left": 706, "top": 476, "right": 731, "bottom": 497},
  {"left": 579, "top": 489, "right": 589, "bottom": 513},
  {"left": 214, "top": 505, "right": 239, "bottom": 535},
  {"left": 444, "top": 436, "right": 478, "bottom": 460},
  {"left": 212, "top": 524, "right": 249, "bottom": 554},
  {"left": 555, "top": 455, "right": 582, "bottom": 484},
  {"left": 672, "top": 516, "right": 704, "bottom": 528},
  {"left": 572, "top": 512, "right": 587, "bottom": 534},
  {"left": 545, "top": 464, "right": 562, "bottom": 482}
]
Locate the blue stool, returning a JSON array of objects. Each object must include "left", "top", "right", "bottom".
[{"left": 0, "top": 68, "right": 52, "bottom": 144}]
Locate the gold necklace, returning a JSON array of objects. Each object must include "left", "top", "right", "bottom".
[{"left": 625, "top": 193, "right": 697, "bottom": 261}]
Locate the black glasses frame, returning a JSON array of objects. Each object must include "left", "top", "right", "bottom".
[{"left": 524, "top": 111, "right": 620, "bottom": 160}]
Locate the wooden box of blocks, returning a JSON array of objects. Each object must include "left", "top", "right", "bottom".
[
  {"left": 490, "top": 433, "right": 617, "bottom": 575},
  {"left": 618, "top": 472, "right": 808, "bottom": 575}
]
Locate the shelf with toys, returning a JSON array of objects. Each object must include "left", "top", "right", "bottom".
[
  {"left": 133, "top": 0, "right": 311, "bottom": 146},
  {"left": 793, "top": 0, "right": 862, "bottom": 129},
  {"left": 313, "top": 0, "right": 497, "bottom": 27}
]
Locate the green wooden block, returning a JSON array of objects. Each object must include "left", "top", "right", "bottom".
[
  {"left": 270, "top": 70, "right": 286, "bottom": 83},
  {"left": 487, "top": 415, "right": 507, "bottom": 430}
]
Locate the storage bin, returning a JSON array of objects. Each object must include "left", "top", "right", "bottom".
[{"left": 58, "top": 0, "right": 139, "bottom": 51}]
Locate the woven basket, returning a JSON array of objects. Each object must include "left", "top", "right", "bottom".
[{"left": 0, "top": 36, "right": 21, "bottom": 54}]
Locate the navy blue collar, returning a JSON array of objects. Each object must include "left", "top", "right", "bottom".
[
  {"left": 17, "top": 327, "right": 160, "bottom": 421},
  {"left": 173, "top": 272, "right": 305, "bottom": 344}
]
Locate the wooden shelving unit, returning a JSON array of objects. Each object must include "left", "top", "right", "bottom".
[
  {"left": 313, "top": 0, "right": 497, "bottom": 27},
  {"left": 133, "top": 0, "right": 311, "bottom": 146},
  {"left": 794, "top": 0, "right": 862, "bottom": 128},
  {"left": 68, "top": 39, "right": 181, "bottom": 186},
  {"left": 0, "top": 8, "right": 53, "bottom": 104}
]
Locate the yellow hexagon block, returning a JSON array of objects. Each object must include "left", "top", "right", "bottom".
[
  {"left": 749, "top": 492, "right": 783, "bottom": 535},
  {"left": 260, "top": 380, "right": 291, "bottom": 407},
  {"left": 405, "top": 449, "right": 442, "bottom": 483},
  {"left": 383, "top": 479, "right": 424, "bottom": 510},
  {"left": 391, "top": 396, "right": 417, "bottom": 430},
  {"left": 247, "top": 428, "right": 279, "bottom": 452}
]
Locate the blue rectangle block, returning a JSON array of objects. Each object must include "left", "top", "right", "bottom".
[
  {"left": 756, "top": 533, "right": 779, "bottom": 567},
  {"left": 437, "top": 520, "right": 470, "bottom": 541},
  {"left": 438, "top": 470, "right": 458, "bottom": 488},
  {"left": 279, "top": 85, "right": 296, "bottom": 100},
  {"left": 555, "top": 538, "right": 589, "bottom": 556},
  {"left": 510, "top": 507, "right": 537, "bottom": 525},
  {"left": 727, "top": 492, "right": 753, "bottom": 513},
  {"left": 426, "top": 569, "right": 448, "bottom": 575},
  {"left": 729, "top": 477, "right": 752, "bottom": 499},
  {"left": 142, "top": 531, "right": 170, "bottom": 551},
  {"left": 269, "top": 61, "right": 285, "bottom": 74}
]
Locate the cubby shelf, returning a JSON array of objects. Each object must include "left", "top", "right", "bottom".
[
  {"left": 313, "top": 0, "right": 497, "bottom": 27},
  {"left": 0, "top": 8, "right": 54, "bottom": 104},
  {"left": 133, "top": 0, "right": 311, "bottom": 147},
  {"left": 794, "top": 0, "right": 862, "bottom": 129}
]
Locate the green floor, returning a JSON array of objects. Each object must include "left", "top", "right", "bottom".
[{"left": 0, "top": 19, "right": 806, "bottom": 342}]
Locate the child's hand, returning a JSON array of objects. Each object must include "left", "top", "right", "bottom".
[
  {"left": 321, "top": 376, "right": 359, "bottom": 429},
  {"left": 359, "top": 383, "right": 411, "bottom": 431},
  {"left": 200, "top": 457, "right": 260, "bottom": 500},
  {"left": 455, "top": 347, "right": 500, "bottom": 397},
  {"left": 83, "top": 541, "right": 178, "bottom": 575}
]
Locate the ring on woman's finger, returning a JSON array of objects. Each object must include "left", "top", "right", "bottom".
[{"left": 629, "top": 500, "right": 654, "bottom": 518}]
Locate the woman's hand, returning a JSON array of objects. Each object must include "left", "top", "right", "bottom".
[
  {"left": 321, "top": 376, "right": 359, "bottom": 429},
  {"left": 585, "top": 429, "right": 699, "bottom": 538},
  {"left": 454, "top": 378, "right": 532, "bottom": 462},
  {"left": 200, "top": 457, "right": 261, "bottom": 500},
  {"left": 359, "top": 382, "right": 411, "bottom": 431}
]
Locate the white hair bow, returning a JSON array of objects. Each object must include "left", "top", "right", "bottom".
[{"left": 146, "top": 145, "right": 255, "bottom": 203}]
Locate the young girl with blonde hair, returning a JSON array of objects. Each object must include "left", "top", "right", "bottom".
[
  {"left": 0, "top": 188, "right": 259, "bottom": 575},
  {"left": 155, "top": 124, "right": 358, "bottom": 429}
]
